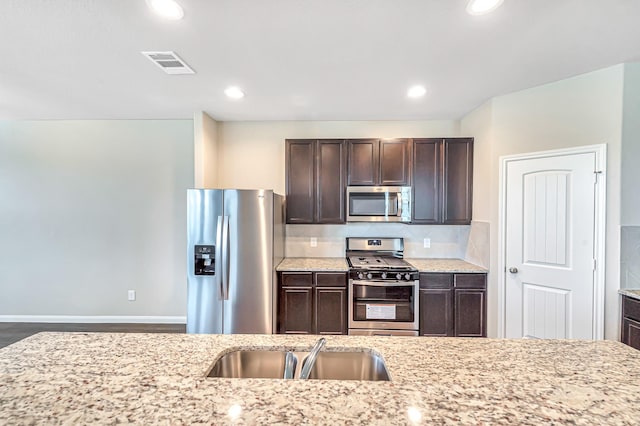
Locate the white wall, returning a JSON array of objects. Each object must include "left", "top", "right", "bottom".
[
  {"left": 0, "top": 120, "right": 193, "bottom": 321},
  {"left": 461, "top": 65, "right": 625, "bottom": 339},
  {"left": 621, "top": 63, "right": 640, "bottom": 225},
  {"left": 218, "top": 120, "right": 460, "bottom": 194},
  {"left": 193, "top": 111, "right": 219, "bottom": 188}
]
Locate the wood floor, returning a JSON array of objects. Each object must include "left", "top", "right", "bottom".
[{"left": 0, "top": 323, "right": 186, "bottom": 349}]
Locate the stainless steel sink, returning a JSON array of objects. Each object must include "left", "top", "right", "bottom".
[
  {"left": 207, "top": 350, "right": 290, "bottom": 379},
  {"left": 207, "top": 348, "right": 390, "bottom": 381},
  {"left": 303, "top": 351, "right": 390, "bottom": 381}
]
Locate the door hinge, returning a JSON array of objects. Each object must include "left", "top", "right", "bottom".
[
  {"left": 594, "top": 170, "right": 603, "bottom": 183},
  {"left": 593, "top": 258, "right": 597, "bottom": 271}
]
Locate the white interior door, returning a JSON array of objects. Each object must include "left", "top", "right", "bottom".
[{"left": 504, "top": 152, "right": 597, "bottom": 339}]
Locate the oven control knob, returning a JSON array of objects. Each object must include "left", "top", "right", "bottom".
[
  {"left": 396, "top": 273, "right": 402, "bottom": 280},
  {"left": 366, "top": 273, "right": 373, "bottom": 280},
  {"left": 405, "top": 273, "right": 411, "bottom": 281},
  {"left": 358, "top": 272, "right": 364, "bottom": 280},
  {"left": 381, "top": 273, "right": 387, "bottom": 279}
]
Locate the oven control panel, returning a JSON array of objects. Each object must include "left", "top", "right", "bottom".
[{"left": 349, "top": 269, "right": 419, "bottom": 281}]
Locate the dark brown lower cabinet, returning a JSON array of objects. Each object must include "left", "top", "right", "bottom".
[
  {"left": 621, "top": 296, "right": 640, "bottom": 350},
  {"left": 278, "top": 271, "right": 347, "bottom": 335},
  {"left": 419, "top": 272, "right": 486, "bottom": 337},
  {"left": 280, "top": 286, "right": 313, "bottom": 334},
  {"left": 315, "top": 287, "right": 347, "bottom": 335},
  {"left": 419, "top": 289, "right": 453, "bottom": 336}
]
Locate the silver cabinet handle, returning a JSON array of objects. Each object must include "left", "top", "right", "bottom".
[
  {"left": 509, "top": 267, "right": 519, "bottom": 274},
  {"left": 396, "top": 192, "right": 402, "bottom": 217}
]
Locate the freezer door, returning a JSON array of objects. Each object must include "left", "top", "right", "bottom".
[
  {"left": 187, "top": 189, "right": 224, "bottom": 333},
  {"left": 223, "top": 190, "right": 274, "bottom": 334}
]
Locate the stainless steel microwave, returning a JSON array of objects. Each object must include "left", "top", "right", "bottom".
[{"left": 346, "top": 186, "right": 412, "bottom": 222}]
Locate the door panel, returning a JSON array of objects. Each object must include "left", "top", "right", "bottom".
[
  {"left": 380, "top": 139, "right": 410, "bottom": 186},
  {"left": 286, "top": 140, "right": 315, "bottom": 223},
  {"left": 505, "top": 153, "right": 596, "bottom": 339},
  {"left": 412, "top": 139, "right": 440, "bottom": 223},
  {"left": 317, "top": 140, "right": 346, "bottom": 223},
  {"left": 522, "top": 283, "right": 569, "bottom": 339},
  {"left": 348, "top": 139, "right": 379, "bottom": 185},
  {"left": 523, "top": 172, "right": 568, "bottom": 266},
  {"left": 443, "top": 139, "right": 473, "bottom": 224},
  {"left": 223, "top": 190, "right": 274, "bottom": 334},
  {"left": 187, "top": 189, "right": 224, "bottom": 334}
]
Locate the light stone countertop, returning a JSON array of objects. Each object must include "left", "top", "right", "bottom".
[
  {"left": 276, "top": 257, "right": 349, "bottom": 271},
  {"left": 406, "top": 258, "right": 487, "bottom": 273},
  {"left": 619, "top": 288, "right": 640, "bottom": 301},
  {"left": 1, "top": 333, "right": 640, "bottom": 424},
  {"left": 276, "top": 257, "right": 486, "bottom": 273}
]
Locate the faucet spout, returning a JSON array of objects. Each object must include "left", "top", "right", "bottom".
[
  {"left": 299, "top": 337, "right": 327, "bottom": 380},
  {"left": 283, "top": 351, "right": 296, "bottom": 379}
]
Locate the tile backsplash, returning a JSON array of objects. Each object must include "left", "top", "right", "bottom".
[
  {"left": 285, "top": 223, "right": 470, "bottom": 258},
  {"left": 464, "top": 221, "right": 490, "bottom": 269},
  {"left": 621, "top": 226, "right": 640, "bottom": 289}
]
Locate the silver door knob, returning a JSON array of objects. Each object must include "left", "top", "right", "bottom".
[{"left": 509, "top": 267, "right": 519, "bottom": 274}]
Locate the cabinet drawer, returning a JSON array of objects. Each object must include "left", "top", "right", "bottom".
[
  {"left": 315, "top": 272, "right": 347, "bottom": 287},
  {"left": 419, "top": 273, "right": 452, "bottom": 289},
  {"left": 280, "top": 272, "right": 313, "bottom": 287},
  {"left": 623, "top": 296, "right": 640, "bottom": 322},
  {"left": 454, "top": 274, "right": 486, "bottom": 289}
]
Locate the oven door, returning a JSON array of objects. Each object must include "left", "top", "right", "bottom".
[{"left": 348, "top": 279, "right": 419, "bottom": 331}]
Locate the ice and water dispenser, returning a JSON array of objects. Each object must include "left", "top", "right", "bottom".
[{"left": 194, "top": 245, "right": 215, "bottom": 275}]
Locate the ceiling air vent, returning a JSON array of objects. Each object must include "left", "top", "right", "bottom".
[{"left": 141, "top": 51, "right": 195, "bottom": 75}]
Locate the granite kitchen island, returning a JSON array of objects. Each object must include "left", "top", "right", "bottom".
[{"left": 1, "top": 333, "right": 639, "bottom": 424}]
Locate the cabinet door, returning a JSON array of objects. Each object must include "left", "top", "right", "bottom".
[
  {"left": 315, "top": 287, "right": 347, "bottom": 335},
  {"left": 412, "top": 139, "right": 441, "bottom": 224},
  {"left": 348, "top": 139, "right": 379, "bottom": 186},
  {"left": 454, "top": 289, "right": 486, "bottom": 337},
  {"left": 278, "top": 286, "right": 314, "bottom": 334},
  {"left": 622, "top": 317, "right": 640, "bottom": 350},
  {"left": 420, "top": 289, "right": 453, "bottom": 336},
  {"left": 380, "top": 139, "right": 410, "bottom": 186},
  {"left": 285, "top": 140, "right": 315, "bottom": 223},
  {"left": 443, "top": 138, "right": 473, "bottom": 225},
  {"left": 317, "top": 140, "right": 346, "bottom": 223}
]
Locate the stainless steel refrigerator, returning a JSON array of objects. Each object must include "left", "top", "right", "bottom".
[{"left": 187, "top": 189, "right": 284, "bottom": 334}]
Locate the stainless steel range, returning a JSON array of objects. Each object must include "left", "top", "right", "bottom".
[{"left": 347, "top": 237, "right": 419, "bottom": 336}]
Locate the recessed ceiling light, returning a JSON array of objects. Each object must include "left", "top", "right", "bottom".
[
  {"left": 146, "top": 0, "right": 184, "bottom": 20},
  {"left": 407, "top": 85, "right": 427, "bottom": 98},
  {"left": 466, "top": 0, "right": 504, "bottom": 15},
  {"left": 225, "top": 87, "right": 245, "bottom": 99}
]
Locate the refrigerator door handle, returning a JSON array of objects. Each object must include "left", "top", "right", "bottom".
[
  {"left": 215, "top": 216, "right": 223, "bottom": 300},
  {"left": 221, "top": 215, "right": 230, "bottom": 300}
]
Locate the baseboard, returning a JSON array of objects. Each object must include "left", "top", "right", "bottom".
[{"left": 0, "top": 315, "right": 186, "bottom": 324}]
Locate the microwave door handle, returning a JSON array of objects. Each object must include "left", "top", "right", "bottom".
[{"left": 396, "top": 192, "right": 402, "bottom": 216}]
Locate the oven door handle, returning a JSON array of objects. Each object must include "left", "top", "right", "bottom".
[{"left": 351, "top": 280, "right": 416, "bottom": 287}]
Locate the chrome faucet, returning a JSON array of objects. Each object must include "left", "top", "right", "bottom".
[
  {"left": 299, "top": 337, "right": 326, "bottom": 380},
  {"left": 283, "top": 351, "right": 296, "bottom": 379}
]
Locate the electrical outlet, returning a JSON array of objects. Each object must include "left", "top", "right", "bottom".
[
  {"left": 310, "top": 237, "right": 318, "bottom": 247},
  {"left": 423, "top": 238, "right": 431, "bottom": 248},
  {"left": 128, "top": 290, "right": 136, "bottom": 301}
]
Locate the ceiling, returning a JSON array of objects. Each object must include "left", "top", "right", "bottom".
[{"left": 2, "top": 0, "right": 640, "bottom": 121}]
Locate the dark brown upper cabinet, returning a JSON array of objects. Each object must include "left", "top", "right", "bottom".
[
  {"left": 347, "top": 139, "right": 410, "bottom": 186},
  {"left": 412, "top": 138, "right": 473, "bottom": 225},
  {"left": 285, "top": 139, "right": 346, "bottom": 224}
]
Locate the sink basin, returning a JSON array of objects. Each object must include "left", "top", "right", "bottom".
[
  {"left": 207, "top": 350, "right": 289, "bottom": 379},
  {"left": 207, "top": 348, "right": 390, "bottom": 381},
  {"left": 304, "top": 351, "right": 390, "bottom": 381}
]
